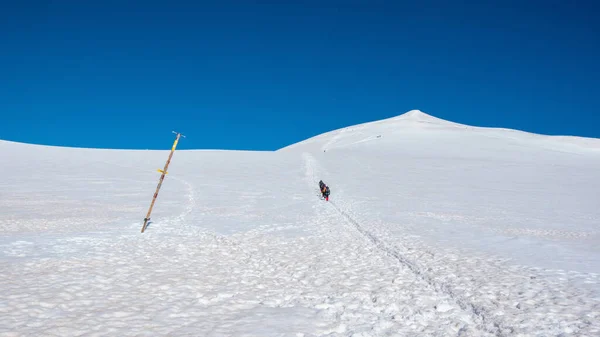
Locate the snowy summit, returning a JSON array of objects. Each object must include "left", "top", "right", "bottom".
[
  {"left": 1, "top": 110, "right": 599, "bottom": 336},
  {"left": 387, "top": 109, "right": 463, "bottom": 125}
]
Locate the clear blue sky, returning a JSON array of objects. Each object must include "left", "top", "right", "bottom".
[{"left": 1, "top": 1, "right": 598, "bottom": 150}]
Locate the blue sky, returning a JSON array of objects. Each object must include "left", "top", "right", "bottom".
[{"left": 1, "top": 1, "right": 598, "bottom": 150}]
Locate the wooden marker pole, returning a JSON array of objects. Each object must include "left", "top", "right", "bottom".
[{"left": 141, "top": 131, "right": 185, "bottom": 233}]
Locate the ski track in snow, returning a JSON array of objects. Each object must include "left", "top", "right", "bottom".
[
  {"left": 153, "top": 174, "right": 197, "bottom": 233},
  {"left": 321, "top": 126, "right": 354, "bottom": 152},
  {"left": 304, "top": 152, "right": 600, "bottom": 336},
  {"left": 335, "top": 205, "right": 600, "bottom": 336},
  {"left": 304, "top": 153, "right": 494, "bottom": 336},
  {"left": 329, "top": 201, "right": 508, "bottom": 336}
]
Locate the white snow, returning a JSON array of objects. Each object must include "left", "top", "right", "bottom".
[{"left": 1, "top": 109, "right": 599, "bottom": 336}]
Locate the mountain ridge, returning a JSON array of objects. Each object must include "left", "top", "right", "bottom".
[
  {"left": 279, "top": 110, "right": 600, "bottom": 152},
  {"left": 1, "top": 110, "right": 599, "bottom": 151}
]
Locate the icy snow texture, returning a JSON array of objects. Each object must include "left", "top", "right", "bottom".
[{"left": 1, "top": 110, "right": 599, "bottom": 336}]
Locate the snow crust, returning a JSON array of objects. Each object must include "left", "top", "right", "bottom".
[{"left": 1, "top": 110, "right": 600, "bottom": 336}]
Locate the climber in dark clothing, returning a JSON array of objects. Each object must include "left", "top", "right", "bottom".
[
  {"left": 323, "top": 186, "right": 330, "bottom": 201},
  {"left": 319, "top": 180, "right": 330, "bottom": 201}
]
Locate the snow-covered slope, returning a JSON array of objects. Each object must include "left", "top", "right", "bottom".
[
  {"left": 1, "top": 110, "right": 599, "bottom": 336},
  {"left": 282, "top": 109, "right": 600, "bottom": 153},
  {"left": 282, "top": 110, "right": 600, "bottom": 270}
]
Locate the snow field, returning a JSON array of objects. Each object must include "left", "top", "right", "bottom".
[{"left": 2, "top": 110, "right": 600, "bottom": 336}]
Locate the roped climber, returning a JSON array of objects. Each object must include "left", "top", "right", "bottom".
[{"left": 319, "top": 180, "right": 331, "bottom": 201}]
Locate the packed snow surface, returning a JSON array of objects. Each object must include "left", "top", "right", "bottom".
[{"left": 1, "top": 110, "right": 599, "bottom": 336}]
